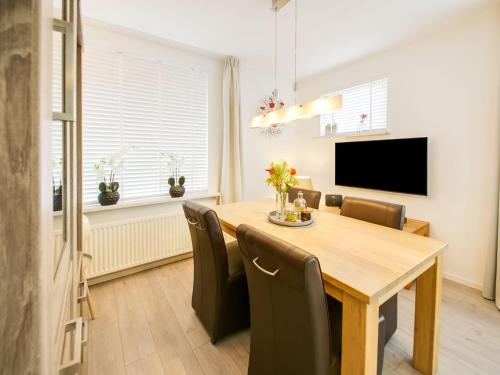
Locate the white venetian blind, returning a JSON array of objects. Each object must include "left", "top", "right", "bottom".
[
  {"left": 52, "top": 30, "right": 63, "bottom": 184},
  {"left": 320, "top": 77, "right": 387, "bottom": 136},
  {"left": 82, "top": 48, "right": 208, "bottom": 204}
]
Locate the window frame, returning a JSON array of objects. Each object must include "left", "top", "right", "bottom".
[
  {"left": 319, "top": 76, "right": 389, "bottom": 137},
  {"left": 81, "top": 48, "right": 210, "bottom": 206}
]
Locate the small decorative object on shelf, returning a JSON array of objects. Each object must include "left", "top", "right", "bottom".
[
  {"left": 94, "top": 144, "right": 135, "bottom": 206},
  {"left": 265, "top": 160, "right": 298, "bottom": 218},
  {"left": 161, "top": 152, "right": 186, "bottom": 198},
  {"left": 358, "top": 113, "right": 368, "bottom": 134},
  {"left": 325, "top": 123, "right": 333, "bottom": 136},
  {"left": 324, "top": 123, "right": 337, "bottom": 137},
  {"left": 293, "top": 191, "right": 307, "bottom": 217}
]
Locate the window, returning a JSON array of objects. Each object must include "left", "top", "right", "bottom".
[
  {"left": 320, "top": 77, "right": 387, "bottom": 136},
  {"left": 82, "top": 48, "right": 208, "bottom": 204}
]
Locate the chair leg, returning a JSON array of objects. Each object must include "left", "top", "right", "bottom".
[{"left": 86, "top": 287, "right": 96, "bottom": 320}]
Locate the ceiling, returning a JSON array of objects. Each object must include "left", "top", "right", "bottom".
[{"left": 81, "top": 0, "right": 494, "bottom": 78}]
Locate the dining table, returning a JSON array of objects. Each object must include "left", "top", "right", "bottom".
[{"left": 213, "top": 199, "right": 447, "bottom": 375}]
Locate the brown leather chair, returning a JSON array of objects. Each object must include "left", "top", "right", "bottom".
[
  {"left": 182, "top": 201, "right": 250, "bottom": 343},
  {"left": 287, "top": 187, "right": 322, "bottom": 209},
  {"left": 340, "top": 196, "right": 406, "bottom": 230},
  {"left": 340, "top": 196, "right": 406, "bottom": 344},
  {"left": 236, "top": 224, "right": 386, "bottom": 375}
]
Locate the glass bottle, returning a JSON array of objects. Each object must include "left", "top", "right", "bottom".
[{"left": 293, "top": 191, "right": 307, "bottom": 220}]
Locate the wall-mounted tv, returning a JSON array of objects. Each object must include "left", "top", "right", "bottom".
[{"left": 335, "top": 137, "right": 428, "bottom": 196}]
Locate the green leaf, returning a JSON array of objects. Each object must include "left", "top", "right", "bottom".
[
  {"left": 168, "top": 177, "right": 175, "bottom": 187},
  {"left": 178, "top": 176, "right": 185, "bottom": 186},
  {"left": 99, "top": 182, "right": 107, "bottom": 193},
  {"left": 111, "top": 181, "right": 119, "bottom": 192}
]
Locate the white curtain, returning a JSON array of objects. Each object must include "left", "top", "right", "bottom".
[
  {"left": 220, "top": 56, "right": 243, "bottom": 203},
  {"left": 483, "top": 183, "right": 500, "bottom": 309}
]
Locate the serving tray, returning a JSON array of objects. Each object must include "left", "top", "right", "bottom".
[{"left": 267, "top": 210, "right": 314, "bottom": 227}]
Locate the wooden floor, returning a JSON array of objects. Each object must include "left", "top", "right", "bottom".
[{"left": 82, "top": 258, "right": 500, "bottom": 375}]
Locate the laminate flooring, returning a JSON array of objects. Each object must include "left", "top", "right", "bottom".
[{"left": 82, "top": 258, "right": 500, "bottom": 375}]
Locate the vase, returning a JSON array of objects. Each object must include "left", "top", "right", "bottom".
[
  {"left": 98, "top": 191, "right": 120, "bottom": 206},
  {"left": 276, "top": 190, "right": 288, "bottom": 219},
  {"left": 169, "top": 185, "right": 185, "bottom": 198}
]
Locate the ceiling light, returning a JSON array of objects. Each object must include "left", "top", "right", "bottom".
[
  {"left": 250, "top": 95, "right": 342, "bottom": 128},
  {"left": 250, "top": 0, "right": 343, "bottom": 129}
]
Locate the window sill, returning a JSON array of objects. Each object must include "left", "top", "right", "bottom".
[
  {"left": 53, "top": 191, "right": 220, "bottom": 216},
  {"left": 315, "top": 130, "right": 389, "bottom": 139}
]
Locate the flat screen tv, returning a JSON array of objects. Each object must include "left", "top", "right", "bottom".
[{"left": 335, "top": 137, "right": 428, "bottom": 195}]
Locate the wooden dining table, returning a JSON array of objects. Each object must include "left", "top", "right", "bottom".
[{"left": 213, "top": 199, "right": 447, "bottom": 375}]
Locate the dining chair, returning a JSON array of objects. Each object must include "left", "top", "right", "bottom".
[
  {"left": 182, "top": 201, "right": 250, "bottom": 344},
  {"left": 287, "top": 187, "right": 322, "bottom": 209},
  {"left": 340, "top": 196, "right": 406, "bottom": 344},
  {"left": 236, "top": 224, "right": 386, "bottom": 375}
]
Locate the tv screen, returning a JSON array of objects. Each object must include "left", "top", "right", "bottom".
[{"left": 335, "top": 137, "right": 428, "bottom": 195}]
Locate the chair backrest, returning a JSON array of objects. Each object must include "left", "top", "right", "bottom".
[
  {"left": 287, "top": 187, "right": 322, "bottom": 209},
  {"left": 236, "top": 224, "right": 334, "bottom": 375},
  {"left": 340, "top": 196, "right": 406, "bottom": 230},
  {"left": 182, "top": 201, "right": 229, "bottom": 316}
]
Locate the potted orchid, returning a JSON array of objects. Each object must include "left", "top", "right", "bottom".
[
  {"left": 265, "top": 160, "right": 298, "bottom": 217},
  {"left": 161, "top": 152, "right": 186, "bottom": 198},
  {"left": 94, "top": 145, "right": 135, "bottom": 206}
]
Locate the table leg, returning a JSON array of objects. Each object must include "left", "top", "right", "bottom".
[
  {"left": 413, "top": 255, "right": 442, "bottom": 375},
  {"left": 341, "top": 293, "right": 379, "bottom": 375}
]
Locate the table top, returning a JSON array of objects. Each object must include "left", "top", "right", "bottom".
[{"left": 214, "top": 199, "right": 447, "bottom": 304}]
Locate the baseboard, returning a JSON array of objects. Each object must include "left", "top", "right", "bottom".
[
  {"left": 87, "top": 251, "right": 193, "bottom": 286},
  {"left": 443, "top": 272, "right": 482, "bottom": 291}
]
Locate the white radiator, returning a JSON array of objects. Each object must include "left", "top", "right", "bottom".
[{"left": 86, "top": 212, "right": 191, "bottom": 278}]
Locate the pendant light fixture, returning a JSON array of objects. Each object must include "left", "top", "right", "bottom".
[{"left": 250, "top": 0, "right": 343, "bottom": 129}]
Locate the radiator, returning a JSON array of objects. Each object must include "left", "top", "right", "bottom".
[{"left": 86, "top": 212, "right": 191, "bottom": 278}]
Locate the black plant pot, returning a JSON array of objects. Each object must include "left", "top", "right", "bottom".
[
  {"left": 53, "top": 194, "right": 62, "bottom": 212},
  {"left": 98, "top": 191, "right": 120, "bottom": 206},
  {"left": 169, "top": 185, "right": 185, "bottom": 198}
]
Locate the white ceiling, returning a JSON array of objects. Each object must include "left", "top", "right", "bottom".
[{"left": 81, "top": 0, "right": 495, "bottom": 78}]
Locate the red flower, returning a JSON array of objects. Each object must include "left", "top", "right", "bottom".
[
  {"left": 289, "top": 168, "right": 297, "bottom": 176},
  {"left": 265, "top": 167, "right": 275, "bottom": 174},
  {"left": 268, "top": 102, "right": 275, "bottom": 109},
  {"left": 279, "top": 102, "right": 285, "bottom": 107},
  {"left": 260, "top": 106, "right": 266, "bottom": 111}
]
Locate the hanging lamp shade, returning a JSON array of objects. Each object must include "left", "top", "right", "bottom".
[{"left": 250, "top": 95, "right": 343, "bottom": 128}]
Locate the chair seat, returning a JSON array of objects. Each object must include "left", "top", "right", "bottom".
[{"left": 226, "top": 240, "right": 245, "bottom": 276}]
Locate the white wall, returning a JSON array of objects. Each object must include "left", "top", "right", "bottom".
[
  {"left": 239, "top": 63, "right": 302, "bottom": 200},
  {"left": 239, "top": 5, "right": 500, "bottom": 289},
  {"left": 275, "top": 6, "right": 500, "bottom": 289}
]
